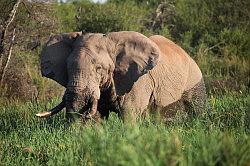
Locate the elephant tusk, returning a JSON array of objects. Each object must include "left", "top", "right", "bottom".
[
  {"left": 36, "top": 101, "right": 65, "bottom": 118},
  {"left": 36, "top": 111, "right": 52, "bottom": 118}
]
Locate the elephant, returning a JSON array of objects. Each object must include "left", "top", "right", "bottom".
[{"left": 36, "top": 31, "right": 207, "bottom": 121}]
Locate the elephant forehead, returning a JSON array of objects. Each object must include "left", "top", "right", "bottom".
[
  {"left": 75, "top": 35, "right": 114, "bottom": 69},
  {"left": 67, "top": 53, "right": 93, "bottom": 70},
  {"left": 82, "top": 33, "right": 105, "bottom": 45}
]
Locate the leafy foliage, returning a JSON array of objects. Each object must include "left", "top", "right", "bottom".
[
  {"left": 0, "top": 1, "right": 63, "bottom": 100},
  {"left": 74, "top": 1, "right": 148, "bottom": 33},
  {"left": 0, "top": 0, "right": 17, "bottom": 26},
  {"left": 172, "top": 0, "right": 250, "bottom": 58}
]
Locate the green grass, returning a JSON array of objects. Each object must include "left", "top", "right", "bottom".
[{"left": 0, "top": 93, "right": 249, "bottom": 166}]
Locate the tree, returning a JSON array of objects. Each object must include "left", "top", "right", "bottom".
[
  {"left": 0, "top": 0, "right": 21, "bottom": 85},
  {"left": 0, "top": 0, "right": 61, "bottom": 99}
]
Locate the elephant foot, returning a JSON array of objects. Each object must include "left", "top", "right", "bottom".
[{"left": 81, "top": 111, "right": 102, "bottom": 124}]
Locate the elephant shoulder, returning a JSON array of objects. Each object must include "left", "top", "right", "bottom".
[
  {"left": 108, "top": 31, "right": 158, "bottom": 48},
  {"left": 149, "top": 35, "right": 189, "bottom": 61},
  {"left": 149, "top": 35, "right": 204, "bottom": 100}
]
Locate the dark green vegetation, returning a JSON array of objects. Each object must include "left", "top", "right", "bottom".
[
  {"left": 0, "top": 0, "right": 249, "bottom": 165},
  {"left": 0, "top": 93, "right": 249, "bottom": 165}
]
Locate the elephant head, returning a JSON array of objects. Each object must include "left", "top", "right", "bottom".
[{"left": 36, "top": 31, "right": 159, "bottom": 120}]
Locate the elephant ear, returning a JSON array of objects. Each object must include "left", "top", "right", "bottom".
[
  {"left": 112, "top": 32, "right": 160, "bottom": 95},
  {"left": 41, "top": 32, "right": 82, "bottom": 87}
]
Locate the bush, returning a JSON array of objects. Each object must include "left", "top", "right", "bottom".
[
  {"left": 0, "top": 1, "right": 64, "bottom": 101},
  {"left": 172, "top": 0, "right": 250, "bottom": 58},
  {"left": 56, "top": 3, "right": 77, "bottom": 32},
  {"left": 0, "top": 0, "right": 17, "bottom": 26},
  {"left": 0, "top": 52, "right": 37, "bottom": 100},
  {"left": 73, "top": 1, "right": 149, "bottom": 33}
]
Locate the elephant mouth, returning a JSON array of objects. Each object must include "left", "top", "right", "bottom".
[
  {"left": 35, "top": 96, "right": 98, "bottom": 120},
  {"left": 36, "top": 86, "right": 99, "bottom": 120},
  {"left": 78, "top": 98, "right": 98, "bottom": 119},
  {"left": 64, "top": 88, "right": 98, "bottom": 118}
]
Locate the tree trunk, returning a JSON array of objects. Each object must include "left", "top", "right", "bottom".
[{"left": 0, "top": 0, "right": 21, "bottom": 85}]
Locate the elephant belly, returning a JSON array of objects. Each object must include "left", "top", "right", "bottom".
[
  {"left": 154, "top": 86, "right": 184, "bottom": 107},
  {"left": 152, "top": 77, "right": 207, "bottom": 120}
]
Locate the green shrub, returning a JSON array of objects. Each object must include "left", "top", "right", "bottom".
[
  {"left": 0, "top": 2, "right": 64, "bottom": 100},
  {"left": 56, "top": 3, "right": 77, "bottom": 32},
  {"left": 172, "top": 0, "right": 250, "bottom": 58},
  {"left": 74, "top": 1, "right": 148, "bottom": 33},
  {"left": 0, "top": 0, "right": 17, "bottom": 26}
]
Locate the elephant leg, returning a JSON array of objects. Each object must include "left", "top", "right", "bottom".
[
  {"left": 157, "top": 99, "right": 186, "bottom": 121},
  {"left": 98, "top": 90, "right": 111, "bottom": 119},
  {"left": 119, "top": 97, "right": 139, "bottom": 123},
  {"left": 182, "top": 78, "right": 207, "bottom": 116},
  {"left": 119, "top": 76, "right": 154, "bottom": 122}
]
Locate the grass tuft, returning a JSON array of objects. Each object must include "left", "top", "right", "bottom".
[{"left": 0, "top": 93, "right": 249, "bottom": 165}]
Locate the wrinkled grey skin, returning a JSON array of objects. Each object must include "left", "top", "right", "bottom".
[
  {"left": 36, "top": 31, "right": 207, "bottom": 122},
  {"left": 37, "top": 31, "right": 159, "bottom": 120}
]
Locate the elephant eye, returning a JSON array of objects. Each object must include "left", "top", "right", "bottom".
[{"left": 96, "top": 65, "right": 102, "bottom": 74}]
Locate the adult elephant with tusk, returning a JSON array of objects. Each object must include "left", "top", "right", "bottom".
[{"left": 36, "top": 31, "right": 207, "bottom": 121}]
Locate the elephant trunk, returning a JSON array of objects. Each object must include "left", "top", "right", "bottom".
[
  {"left": 36, "top": 101, "right": 65, "bottom": 118},
  {"left": 66, "top": 67, "right": 101, "bottom": 119},
  {"left": 84, "top": 98, "right": 98, "bottom": 119},
  {"left": 64, "top": 87, "right": 100, "bottom": 119}
]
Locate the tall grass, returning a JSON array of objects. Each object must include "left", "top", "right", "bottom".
[{"left": 0, "top": 93, "right": 249, "bottom": 165}]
